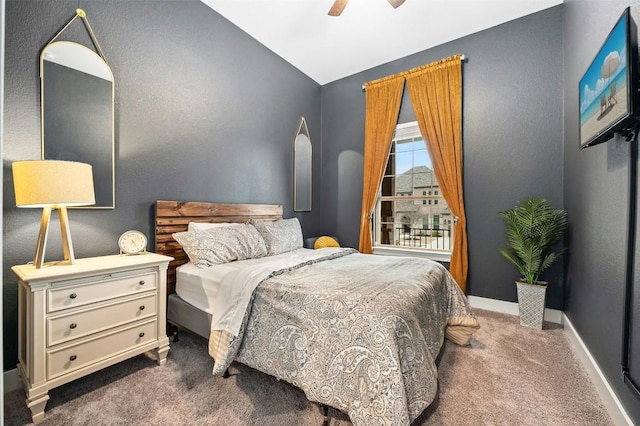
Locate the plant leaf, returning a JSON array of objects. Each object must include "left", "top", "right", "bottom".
[{"left": 498, "top": 198, "right": 567, "bottom": 285}]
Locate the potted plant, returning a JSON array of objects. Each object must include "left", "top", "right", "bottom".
[{"left": 499, "top": 198, "right": 568, "bottom": 329}]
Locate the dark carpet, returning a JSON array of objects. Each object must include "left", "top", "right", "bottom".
[{"left": 4, "top": 309, "right": 613, "bottom": 425}]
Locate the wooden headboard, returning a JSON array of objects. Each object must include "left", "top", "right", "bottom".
[{"left": 154, "top": 200, "right": 283, "bottom": 294}]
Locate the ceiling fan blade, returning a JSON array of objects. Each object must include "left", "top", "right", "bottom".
[
  {"left": 387, "top": 0, "right": 406, "bottom": 9},
  {"left": 328, "top": 0, "right": 349, "bottom": 16}
]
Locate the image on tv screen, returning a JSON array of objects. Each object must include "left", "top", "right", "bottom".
[{"left": 579, "top": 12, "right": 628, "bottom": 147}]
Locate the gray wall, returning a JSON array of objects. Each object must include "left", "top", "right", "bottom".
[
  {"left": 321, "top": 7, "right": 565, "bottom": 307},
  {"left": 2, "top": 0, "right": 322, "bottom": 370},
  {"left": 563, "top": 1, "right": 640, "bottom": 422}
]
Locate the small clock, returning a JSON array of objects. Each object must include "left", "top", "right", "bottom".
[{"left": 118, "top": 230, "right": 148, "bottom": 255}]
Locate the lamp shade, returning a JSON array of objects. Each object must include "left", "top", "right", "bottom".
[{"left": 12, "top": 160, "right": 95, "bottom": 208}]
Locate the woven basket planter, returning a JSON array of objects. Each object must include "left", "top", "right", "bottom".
[{"left": 516, "top": 281, "right": 547, "bottom": 329}]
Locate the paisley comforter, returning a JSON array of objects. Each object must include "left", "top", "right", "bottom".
[{"left": 207, "top": 248, "right": 479, "bottom": 425}]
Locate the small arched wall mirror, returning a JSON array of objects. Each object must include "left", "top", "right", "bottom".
[
  {"left": 41, "top": 37, "right": 115, "bottom": 208},
  {"left": 294, "top": 117, "right": 312, "bottom": 212}
]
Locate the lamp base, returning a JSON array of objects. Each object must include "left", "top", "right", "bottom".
[{"left": 34, "top": 206, "right": 76, "bottom": 268}]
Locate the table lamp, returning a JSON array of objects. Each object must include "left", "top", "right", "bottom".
[{"left": 12, "top": 160, "right": 95, "bottom": 268}]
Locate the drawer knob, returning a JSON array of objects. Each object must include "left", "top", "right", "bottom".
[
  {"left": 69, "top": 355, "right": 77, "bottom": 361},
  {"left": 69, "top": 323, "right": 77, "bottom": 329},
  {"left": 139, "top": 332, "right": 145, "bottom": 338},
  {"left": 138, "top": 280, "right": 145, "bottom": 286},
  {"left": 69, "top": 293, "right": 77, "bottom": 299},
  {"left": 139, "top": 305, "right": 145, "bottom": 311}
]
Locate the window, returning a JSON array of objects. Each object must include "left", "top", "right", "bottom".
[{"left": 373, "top": 121, "right": 453, "bottom": 256}]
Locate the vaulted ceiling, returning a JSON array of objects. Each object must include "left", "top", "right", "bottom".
[{"left": 202, "top": 0, "right": 563, "bottom": 85}]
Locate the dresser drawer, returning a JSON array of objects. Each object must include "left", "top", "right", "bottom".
[
  {"left": 47, "top": 294, "right": 157, "bottom": 346},
  {"left": 47, "top": 319, "right": 157, "bottom": 380},
  {"left": 48, "top": 271, "right": 157, "bottom": 313}
]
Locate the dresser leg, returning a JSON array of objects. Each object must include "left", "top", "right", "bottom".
[
  {"left": 26, "top": 392, "right": 49, "bottom": 423},
  {"left": 156, "top": 343, "right": 170, "bottom": 366}
]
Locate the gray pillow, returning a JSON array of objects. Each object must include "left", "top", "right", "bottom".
[
  {"left": 172, "top": 224, "right": 267, "bottom": 268},
  {"left": 249, "top": 218, "right": 303, "bottom": 256}
]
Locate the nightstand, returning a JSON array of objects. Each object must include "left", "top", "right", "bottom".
[{"left": 12, "top": 253, "right": 173, "bottom": 423}]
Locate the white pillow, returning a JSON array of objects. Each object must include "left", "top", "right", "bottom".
[
  {"left": 249, "top": 218, "right": 303, "bottom": 256},
  {"left": 188, "top": 222, "right": 243, "bottom": 232}
]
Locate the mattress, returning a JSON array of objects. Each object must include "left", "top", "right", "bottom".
[{"left": 175, "top": 261, "right": 227, "bottom": 315}]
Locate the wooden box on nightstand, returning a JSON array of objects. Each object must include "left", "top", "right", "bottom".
[{"left": 12, "top": 253, "right": 173, "bottom": 423}]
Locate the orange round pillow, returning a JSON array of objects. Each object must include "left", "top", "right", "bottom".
[{"left": 314, "top": 236, "right": 340, "bottom": 249}]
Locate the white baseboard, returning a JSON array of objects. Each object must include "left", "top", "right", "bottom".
[
  {"left": 562, "top": 314, "right": 633, "bottom": 426},
  {"left": 3, "top": 368, "right": 19, "bottom": 394},
  {"left": 467, "top": 295, "right": 632, "bottom": 425},
  {"left": 467, "top": 295, "right": 563, "bottom": 324}
]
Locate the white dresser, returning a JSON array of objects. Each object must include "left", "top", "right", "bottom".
[{"left": 12, "top": 253, "right": 173, "bottom": 423}]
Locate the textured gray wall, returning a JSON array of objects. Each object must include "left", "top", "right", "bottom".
[
  {"left": 321, "top": 7, "right": 565, "bottom": 307},
  {"left": 2, "top": 1, "right": 322, "bottom": 370},
  {"left": 563, "top": 1, "right": 640, "bottom": 422}
]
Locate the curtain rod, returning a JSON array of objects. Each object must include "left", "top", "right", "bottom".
[{"left": 361, "top": 54, "right": 467, "bottom": 90}]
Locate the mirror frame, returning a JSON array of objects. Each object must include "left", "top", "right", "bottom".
[
  {"left": 40, "top": 40, "right": 115, "bottom": 209},
  {"left": 294, "top": 117, "right": 312, "bottom": 212}
]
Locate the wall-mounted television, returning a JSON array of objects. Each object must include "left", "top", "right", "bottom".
[{"left": 579, "top": 7, "right": 639, "bottom": 149}]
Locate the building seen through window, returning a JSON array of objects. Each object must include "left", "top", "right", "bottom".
[{"left": 374, "top": 122, "right": 453, "bottom": 254}]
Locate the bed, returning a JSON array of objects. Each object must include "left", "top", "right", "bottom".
[{"left": 155, "top": 200, "right": 479, "bottom": 425}]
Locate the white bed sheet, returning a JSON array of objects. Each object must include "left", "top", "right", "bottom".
[{"left": 175, "top": 262, "right": 228, "bottom": 315}]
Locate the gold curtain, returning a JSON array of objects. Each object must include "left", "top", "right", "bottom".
[
  {"left": 405, "top": 55, "right": 468, "bottom": 292},
  {"left": 358, "top": 75, "right": 405, "bottom": 254}
]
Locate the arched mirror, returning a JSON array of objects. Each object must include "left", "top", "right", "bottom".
[
  {"left": 294, "top": 118, "right": 312, "bottom": 212},
  {"left": 41, "top": 40, "right": 114, "bottom": 208}
]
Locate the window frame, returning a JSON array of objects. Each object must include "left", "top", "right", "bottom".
[{"left": 372, "top": 121, "right": 452, "bottom": 263}]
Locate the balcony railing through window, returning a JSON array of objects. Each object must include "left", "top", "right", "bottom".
[{"left": 377, "top": 221, "right": 453, "bottom": 252}]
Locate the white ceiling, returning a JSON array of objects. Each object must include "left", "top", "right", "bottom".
[{"left": 202, "top": 0, "right": 563, "bottom": 85}]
